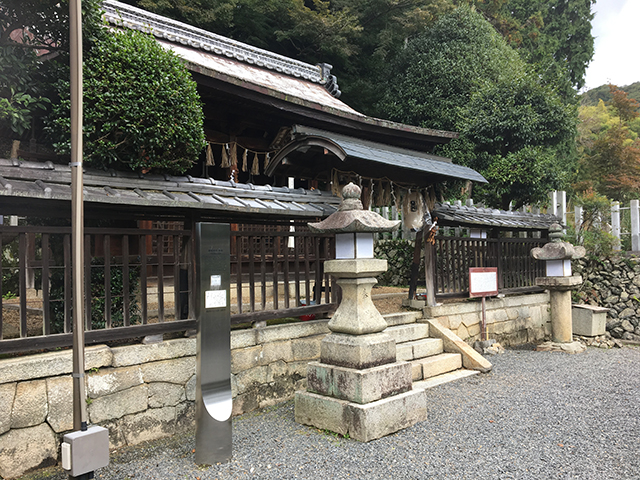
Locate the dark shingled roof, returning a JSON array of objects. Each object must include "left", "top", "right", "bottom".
[
  {"left": 0, "top": 158, "right": 340, "bottom": 219},
  {"left": 433, "top": 202, "right": 560, "bottom": 230}
]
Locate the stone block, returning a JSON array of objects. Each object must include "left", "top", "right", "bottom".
[
  {"left": 287, "top": 361, "right": 310, "bottom": 379},
  {"left": 306, "top": 361, "right": 412, "bottom": 404},
  {"left": 46, "top": 375, "right": 74, "bottom": 433},
  {"left": 461, "top": 313, "right": 478, "bottom": 328},
  {"left": 467, "top": 323, "right": 481, "bottom": 338},
  {"left": 292, "top": 334, "right": 324, "bottom": 361},
  {"left": 87, "top": 365, "right": 144, "bottom": 398},
  {"left": 232, "top": 393, "right": 257, "bottom": 416},
  {"left": 396, "top": 343, "right": 414, "bottom": 361},
  {"left": 101, "top": 419, "right": 126, "bottom": 449},
  {"left": 140, "top": 356, "right": 195, "bottom": 385},
  {"left": 267, "top": 360, "right": 289, "bottom": 382},
  {"left": 320, "top": 333, "right": 396, "bottom": 369},
  {"left": 389, "top": 311, "right": 422, "bottom": 324},
  {"left": 121, "top": 406, "right": 176, "bottom": 445},
  {"left": 231, "top": 374, "right": 238, "bottom": 397},
  {"left": 295, "top": 389, "right": 427, "bottom": 443},
  {"left": 0, "top": 383, "right": 16, "bottom": 435},
  {"left": 262, "top": 340, "right": 293, "bottom": 363},
  {"left": 0, "top": 345, "right": 112, "bottom": 385},
  {"left": 384, "top": 323, "right": 429, "bottom": 344},
  {"left": 11, "top": 379, "right": 47, "bottom": 429},
  {"left": 418, "top": 353, "right": 462, "bottom": 379},
  {"left": 231, "top": 345, "right": 263, "bottom": 374},
  {"left": 0, "top": 423, "right": 57, "bottom": 479},
  {"left": 487, "top": 309, "right": 508, "bottom": 323},
  {"left": 411, "top": 338, "right": 444, "bottom": 358},
  {"left": 89, "top": 384, "right": 148, "bottom": 423},
  {"left": 230, "top": 329, "right": 258, "bottom": 349},
  {"left": 111, "top": 338, "right": 194, "bottom": 367},
  {"left": 148, "top": 382, "right": 186, "bottom": 407},
  {"left": 572, "top": 305, "right": 608, "bottom": 336},
  {"left": 346, "top": 389, "right": 427, "bottom": 442},
  {"left": 448, "top": 314, "right": 463, "bottom": 329},
  {"left": 411, "top": 362, "right": 423, "bottom": 381},
  {"left": 456, "top": 324, "right": 469, "bottom": 339},
  {"left": 428, "top": 320, "right": 492, "bottom": 373},
  {"left": 185, "top": 374, "right": 196, "bottom": 401},
  {"left": 256, "top": 319, "right": 330, "bottom": 344},
  {"left": 176, "top": 401, "right": 195, "bottom": 433},
  {"left": 294, "top": 391, "right": 350, "bottom": 437},
  {"left": 235, "top": 366, "right": 268, "bottom": 395},
  {"left": 506, "top": 308, "right": 519, "bottom": 320}
]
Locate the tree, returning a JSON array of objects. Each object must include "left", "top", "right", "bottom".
[
  {"left": 378, "top": 6, "right": 576, "bottom": 209},
  {"left": 376, "top": 5, "right": 523, "bottom": 131},
  {"left": 0, "top": 0, "right": 104, "bottom": 142},
  {"left": 449, "top": 73, "right": 576, "bottom": 209},
  {"left": 609, "top": 84, "right": 640, "bottom": 124},
  {"left": 575, "top": 86, "right": 640, "bottom": 201},
  {"left": 470, "top": 0, "right": 595, "bottom": 94},
  {"left": 46, "top": 29, "right": 205, "bottom": 174}
]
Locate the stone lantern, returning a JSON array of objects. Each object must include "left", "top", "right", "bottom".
[
  {"left": 295, "top": 183, "right": 428, "bottom": 441},
  {"left": 531, "top": 223, "right": 586, "bottom": 352}
]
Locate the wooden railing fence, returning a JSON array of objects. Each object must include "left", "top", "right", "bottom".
[
  {"left": 0, "top": 224, "right": 335, "bottom": 354},
  {"left": 433, "top": 236, "right": 547, "bottom": 297}
]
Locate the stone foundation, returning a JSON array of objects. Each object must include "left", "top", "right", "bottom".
[
  {"left": 0, "top": 292, "right": 551, "bottom": 478},
  {"left": 423, "top": 292, "right": 552, "bottom": 346},
  {"left": 0, "top": 320, "right": 329, "bottom": 479}
]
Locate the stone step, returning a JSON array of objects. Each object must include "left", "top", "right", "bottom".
[
  {"left": 397, "top": 338, "right": 443, "bottom": 362},
  {"left": 411, "top": 352, "right": 462, "bottom": 381},
  {"left": 384, "top": 323, "right": 429, "bottom": 344},
  {"left": 383, "top": 311, "right": 422, "bottom": 327},
  {"left": 412, "top": 369, "right": 480, "bottom": 391}
]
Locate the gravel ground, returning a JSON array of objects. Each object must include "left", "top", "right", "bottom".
[{"left": 22, "top": 346, "right": 640, "bottom": 480}]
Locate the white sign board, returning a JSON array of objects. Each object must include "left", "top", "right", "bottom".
[
  {"left": 469, "top": 268, "right": 498, "bottom": 298},
  {"left": 205, "top": 290, "right": 227, "bottom": 309}
]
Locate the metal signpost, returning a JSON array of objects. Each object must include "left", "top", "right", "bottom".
[
  {"left": 469, "top": 267, "right": 499, "bottom": 341},
  {"left": 194, "top": 223, "right": 233, "bottom": 464}
]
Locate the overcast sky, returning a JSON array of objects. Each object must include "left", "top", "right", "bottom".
[{"left": 582, "top": 0, "right": 640, "bottom": 91}]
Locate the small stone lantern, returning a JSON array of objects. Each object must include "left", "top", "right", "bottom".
[
  {"left": 531, "top": 223, "right": 586, "bottom": 351},
  {"left": 295, "top": 183, "right": 428, "bottom": 441}
]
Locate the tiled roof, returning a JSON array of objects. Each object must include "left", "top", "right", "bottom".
[
  {"left": 278, "top": 126, "right": 486, "bottom": 183},
  {"left": 102, "top": 0, "right": 340, "bottom": 96},
  {"left": 0, "top": 158, "right": 340, "bottom": 219},
  {"left": 433, "top": 202, "right": 560, "bottom": 230}
]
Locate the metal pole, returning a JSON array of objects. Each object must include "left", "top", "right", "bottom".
[{"left": 70, "top": 0, "right": 87, "bottom": 434}]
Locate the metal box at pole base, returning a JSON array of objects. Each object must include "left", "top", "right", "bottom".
[{"left": 195, "top": 223, "right": 232, "bottom": 464}]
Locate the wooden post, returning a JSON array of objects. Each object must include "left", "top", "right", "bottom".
[
  {"left": 407, "top": 230, "right": 423, "bottom": 301},
  {"left": 424, "top": 239, "right": 436, "bottom": 307}
]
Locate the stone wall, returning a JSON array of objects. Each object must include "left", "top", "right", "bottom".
[
  {"left": 374, "top": 239, "right": 421, "bottom": 286},
  {"left": 424, "top": 292, "right": 552, "bottom": 346},
  {"left": 0, "top": 320, "right": 329, "bottom": 479},
  {"left": 573, "top": 256, "right": 640, "bottom": 341},
  {"left": 0, "top": 292, "right": 551, "bottom": 479}
]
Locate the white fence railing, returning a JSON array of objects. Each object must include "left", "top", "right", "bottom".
[{"left": 550, "top": 190, "right": 640, "bottom": 252}]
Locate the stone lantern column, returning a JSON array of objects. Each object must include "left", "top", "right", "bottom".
[
  {"left": 531, "top": 224, "right": 586, "bottom": 353},
  {"left": 294, "top": 183, "right": 427, "bottom": 441}
]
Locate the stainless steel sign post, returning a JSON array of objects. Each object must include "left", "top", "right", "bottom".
[{"left": 195, "top": 223, "right": 232, "bottom": 464}]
